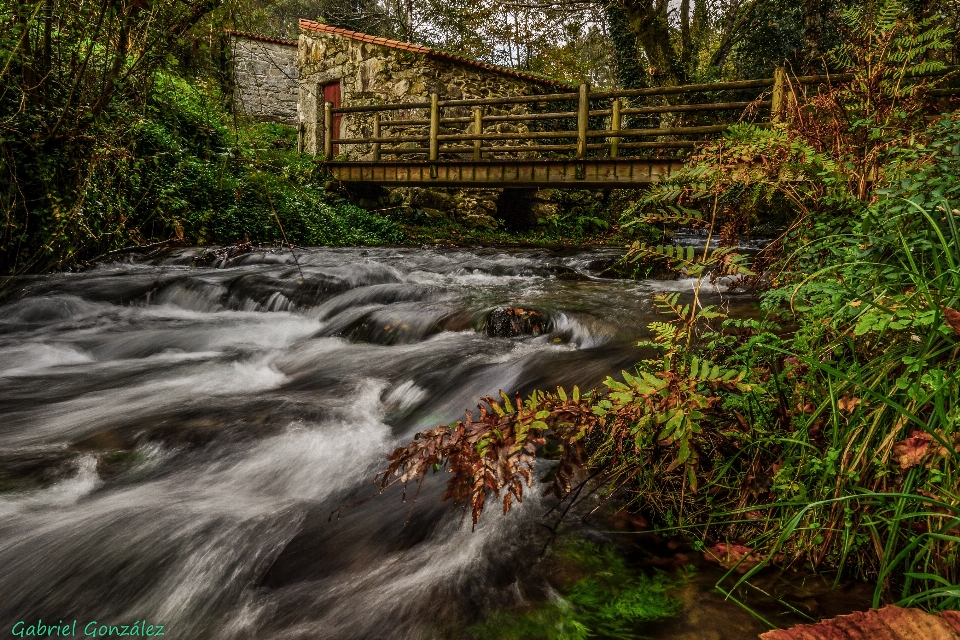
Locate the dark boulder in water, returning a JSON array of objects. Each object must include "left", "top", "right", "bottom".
[{"left": 483, "top": 306, "right": 551, "bottom": 337}]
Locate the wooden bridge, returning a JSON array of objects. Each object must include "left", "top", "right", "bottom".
[{"left": 321, "top": 69, "right": 959, "bottom": 189}]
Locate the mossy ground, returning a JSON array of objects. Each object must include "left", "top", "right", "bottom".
[{"left": 462, "top": 538, "right": 685, "bottom": 640}]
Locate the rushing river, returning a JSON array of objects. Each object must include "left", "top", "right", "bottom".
[{"left": 0, "top": 245, "right": 775, "bottom": 639}]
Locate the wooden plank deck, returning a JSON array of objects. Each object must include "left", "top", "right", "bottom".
[{"left": 325, "top": 158, "right": 687, "bottom": 188}]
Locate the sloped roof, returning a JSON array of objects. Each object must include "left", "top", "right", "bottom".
[
  {"left": 298, "top": 19, "right": 573, "bottom": 89},
  {"left": 227, "top": 30, "right": 298, "bottom": 47}
]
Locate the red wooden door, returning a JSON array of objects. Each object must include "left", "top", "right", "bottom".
[{"left": 323, "top": 82, "right": 342, "bottom": 154}]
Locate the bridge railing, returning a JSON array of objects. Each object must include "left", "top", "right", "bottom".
[{"left": 322, "top": 67, "right": 960, "bottom": 163}]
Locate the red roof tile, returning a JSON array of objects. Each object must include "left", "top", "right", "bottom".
[{"left": 298, "top": 19, "right": 573, "bottom": 89}]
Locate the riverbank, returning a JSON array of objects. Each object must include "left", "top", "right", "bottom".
[{"left": 378, "top": 65, "right": 960, "bottom": 629}]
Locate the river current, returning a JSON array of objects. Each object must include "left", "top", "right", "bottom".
[{"left": 0, "top": 245, "right": 759, "bottom": 639}]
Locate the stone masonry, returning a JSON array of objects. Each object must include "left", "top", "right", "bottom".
[{"left": 230, "top": 32, "right": 299, "bottom": 125}]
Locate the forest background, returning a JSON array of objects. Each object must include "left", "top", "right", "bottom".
[{"left": 2, "top": 0, "right": 958, "bottom": 274}]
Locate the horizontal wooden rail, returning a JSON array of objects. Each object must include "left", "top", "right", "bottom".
[
  {"left": 335, "top": 101, "right": 430, "bottom": 114},
  {"left": 384, "top": 112, "right": 577, "bottom": 127},
  {"left": 590, "top": 78, "right": 774, "bottom": 100},
  {"left": 437, "top": 131, "right": 579, "bottom": 141},
  {"left": 332, "top": 79, "right": 778, "bottom": 116},
  {"left": 621, "top": 100, "right": 769, "bottom": 115},
  {"left": 435, "top": 92, "right": 577, "bottom": 108},
  {"left": 587, "top": 124, "right": 736, "bottom": 138},
  {"left": 377, "top": 101, "right": 768, "bottom": 128},
  {"left": 380, "top": 144, "right": 585, "bottom": 155},
  {"left": 418, "top": 123, "right": 737, "bottom": 144},
  {"left": 375, "top": 141, "right": 701, "bottom": 156},
  {"left": 333, "top": 136, "right": 429, "bottom": 144}
]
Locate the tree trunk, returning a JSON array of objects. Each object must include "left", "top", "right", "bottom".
[
  {"left": 802, "top": 0, "right": 823, "bottom": 73},
  {"left": 606, "top": 3, "right": 647, "bottom": 89},
  {"left": 680, "top": 0, "right": 691, "bottom": 73},
  {"left": 621, "top": 0, "right": 685, "bottom": 85}
]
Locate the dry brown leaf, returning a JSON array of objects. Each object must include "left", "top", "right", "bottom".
[
  {"left": 760, "top": 605, "right": 960, "bottom": 640},
  {"left": 849, "top": 300, "right": 863, "bottom": 307},
  {"left": 703, "top": 542, "right": 761, "bottom": 574},
  {"left": 942, "top": 611, "right": 960, "bottom": 634},
  {"left": 893, "top": 431, "right": 933, "bottom": 470},
  {"left": 944, "top": 307, "right": 960, "bottom": 336},
  {"left": 838, "top": 395, "right": 862, "bottom": 413}
]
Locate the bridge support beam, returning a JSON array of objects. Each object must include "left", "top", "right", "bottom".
[{"left": 324, "top": 158, "right": 686, "bottom": 188}]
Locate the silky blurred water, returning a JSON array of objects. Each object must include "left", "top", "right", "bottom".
[{"left": 0, "top": 246, "right": 753, "bottom": 639}]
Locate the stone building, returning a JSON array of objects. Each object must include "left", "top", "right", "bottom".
[
  {"left": 296, "top": 18, "right": 573, "bottom": 159},
  {"left": 229, "top": 32, "right": 299, "bottom": 125}
]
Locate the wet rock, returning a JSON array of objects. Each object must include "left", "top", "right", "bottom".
[
  {"left": 191, "top": 242, "right": 257, "bottom": 268},
  {"left": 0, "top": 448, "right": 78, "bottom": 492},
  {"left": 483, "top": 306, "right": 551, "bottom": 338},
  {"left": 341, "top": 312, "right": 444, "bottom": 345}
]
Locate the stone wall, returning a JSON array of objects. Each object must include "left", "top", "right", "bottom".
[{"left": 232, "top": 35, "right": 299, "bottom": 125}]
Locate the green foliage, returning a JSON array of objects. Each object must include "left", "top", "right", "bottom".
[
  {"left": 731, "top": 0, "right": 851, "bottom": 79},
  {"left": 606, "top": 4, "right": 647, "bottom": 90},
  {"left": 0, "top": 0, "right": 231, "bottom": 274},
  {"left": 464, "top": 541, "right": 682, "bottom": 640},
  {"left": 1, "top": 62, "right": 407, "bottom": 274},
  {"left": 0, "top": 2, "right": 410, "bottom": 275},
  {"left": 231, "top": 0, "right": 392, "bottom": 40}
]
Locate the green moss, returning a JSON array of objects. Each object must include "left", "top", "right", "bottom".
[{"left": 463, "top": 540, "right": 683, "bottom": 640}]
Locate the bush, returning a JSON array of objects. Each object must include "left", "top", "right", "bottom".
[{"left": 1, "top": 68, "right": 407, "bottom": 274}]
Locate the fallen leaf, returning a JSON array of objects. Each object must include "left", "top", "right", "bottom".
[
  {"left": 837, "top": 395, "right": 861, "bottom": 413},
  {"left": 760, "top": 605, "right": 960, "bottom": 640},
  {"left": 703, "top": 542, "right": 761, "bottom": 573},
  {"left": 943, "top": 610, "right": 960, "bottom": 634},
  {"left": 944, "top": 307, "right": 960, "bottom": 336},
  {"left": 849, "top": 300, "right": 862, "bottom": 307},
  {"left": 893, "top": 431, "right": 933, "bottom": 469},
  {"left": 734, "top": 410, "right": 750, "bottom": 430}
]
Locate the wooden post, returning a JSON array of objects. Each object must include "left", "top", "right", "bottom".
[
  {"left": 771, "top": 67, "right": 786, "bottom": 123},
  {"left": 577, "top": 83, "right": 589, "bottom": 160},
  {"left": 429, "top": 93, "right": 440, "bottom": 161},
  {"left": 610, "top": 99, "right": 621, "bottom": 158},
  {"left": 323, "top": 101, "right": 333, "bottom": 159},
  {"left": 429, "top": 93, "right": 439, "bottom": 178},
  {"left": 473, "top": 107, "right": 482, "bottom": 160},
  {"left": 372, "top": 113, "right": 381, "bottom": 162}
]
